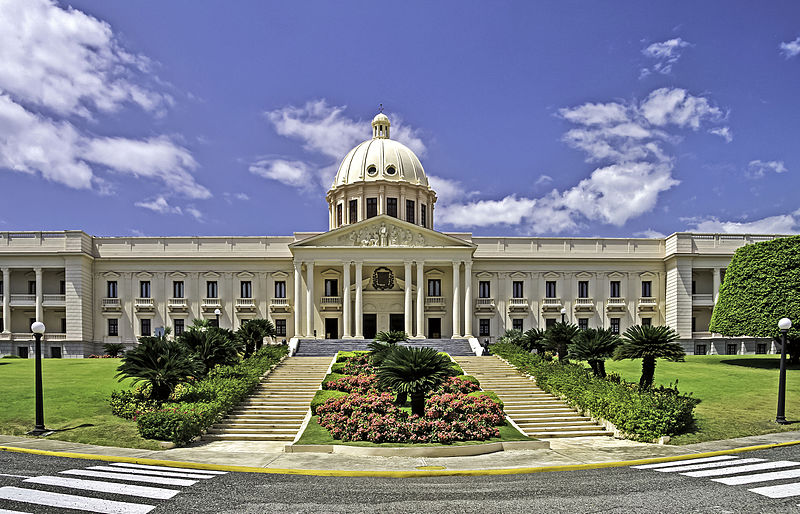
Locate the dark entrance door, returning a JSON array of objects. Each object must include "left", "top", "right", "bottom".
[
  {"left": 428, "top": 318, "right": 441, "bottom": 339},
  {"left": 324, "top": 318, "right": 338, "bottom": 339},
  {"left": 18, "top": 346, "right": 28, "bottom": 358},
  {"left": 363, "top": 314, "right": 377, "bottom": 339},
  {"left": 389, "top": 314, "right": 404, "bottom": 333}
]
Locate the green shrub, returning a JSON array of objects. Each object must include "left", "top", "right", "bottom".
[
  {"left": 330, "top": 362, "right": 346, "bottom": 374},
  {"left": 136, "top": 404, "right": 215, "bottom": 445},
  {"left": 447, "top": 359, "right": 465, "bottom": 376},
  {"left": 336, "top": 351, "right": 369, "bottom": 362},
  {"left": 322, "top": 373, "right": 347, "bottom": 388},
  {"left": 109, "top": 388, "right": 159, "bottom": 419},
  {"left": 460, "top": 375, "right": 480, "bottom": 386},
  {"left": 311, "top": 389, "right": 348, "bottom": 414},
  {"left": 468, "top": 390, "right": 504, "bottom": 410},
  {"left": 492, "top": 342, "right": 699, "bottom": 441},
  {"left": 2, "top": 355, "right": 22, "bottom": 359},
  {"left": 103, "top": 342, "right": 126, "bottom": 357}
]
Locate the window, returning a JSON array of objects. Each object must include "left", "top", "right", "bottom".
[
  {"left": 28, "top": 280, "right": 36, "bottom": 294},
  {"left": 59, "top": 280, "right": 66, "bottom": 295},
  {"left": 0, "top": 280, "right": 3, "bottom": 295},
  {"left": 545, "top": 318, "right": 556, "bottom": 329},
  {"left": 51, "top": 346, "right": 62, "bottom": 358},
  {"left": 387, "top": 198, "right": 398, "bottom": 218},
  {"left": 691, "top": 317, "right": 696, "bottom": 332},
  {"left": 386, "top": 165, "right": 396, "bottom": 175},
  {"left": 367, "top": 165, "right": 377, "bottom": 176},
  {"left": 695, "top": 344, "right": 707, "bottom": 355},
  {"left": 107, "top": 281, "right": 118, "bottom": 298},
  {"left": 578, "top": 281, "right": 589, "bottom": 299},
  {"left": 240, "top": 281, "right": 252, "bottom": 299},
  {"left": 421, "top": 205, "right": 427, "bottom": 228},
  {"left": 108, "top": 318, "right": 118, "bottom": 336},
  {"left": 727, "top": 343, "right": 737, "bottom": 355},
  {"left": 336, "top": 204, "right": 343, "bottom": 227},
  {"left": 610, "top": 281, "right": 620, "bottom": 298},
  {"left": 140, "top": 318, "right": 151, "bottom": 337},
  {"left": 512, "top": 318, "right": 523, "bottom": 332},
  {"left": 479, "top": 318, "right": 490, "bottom": 337},
  {"left": 545, "top": 281, "right": 557, "bottom": 298},
  {"left": 0, "top": 317, "right": 3, "bottom": 332},
  {"left": 578, "top": 318, "right": 589, "bottom": 330},
  {"left": 366, "top": 198, "right": 378, "bottom": 218},
  {"left": 60, "top": 318, "right": 67, "bottom": 333},
  {"left": 610, "top": 318, "right": 620, "bottom": 334},
  {"left": 349, "top": 199, "right": 358, "bottom": 224},
  {"left": 173, "top": 281, "right": 184, "bottom": 298},
  {"left": 642, "top": 280, "right": 652, "bottom": 298},
  {"left": 139, "top": 281, "right": 150, "bottom": 298},
  {"left": 406, "top": 200, "right": 415, "bottom": 224},
  {"left": 428, "top": 279, "right": 441, "bottom": 297},
  {"left": 174, "top": 319, "right": 185, "bottom": 336},
  {"left": 206, "top": 281, "right": 218, "bottom": 298},
  {"left": 274, "top": 281, "right": 286, "bottom": 299},
  {"left": 512, "top": 281, "right": 524, "bottom": 299},
  {"left": 691, "top": 280, "right": 696, "bottom": 295},
  {"left": 478, "top": 281, "right": 491, "bottom": 298},
  {"left": 18, "top": 347, "right": 28, "bottom": 358},
  {"left": 275, "top": 319, "right": 286, "bottom": 336},
  {"left": 324, "top": 279, "right": 338, "bottom": 297},
  {"left": 642, "top": 317, "right": 652, "bottom": 327},
  {"left": 757, "top": 343, "right": 767, "bottom": 355}
]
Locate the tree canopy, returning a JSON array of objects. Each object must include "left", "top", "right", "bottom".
[{"left": 710, "top": 235, "right": 800, "bottom": 340}]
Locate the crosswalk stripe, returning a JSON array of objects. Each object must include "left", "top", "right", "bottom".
[
  {"left": 110, "top": 462, "right": 227, "bottom": 475},
  {"left": 60, "top": 469, "right": 197, "bottom": 487},
  {"left": 631, "top": 456, "right": 740, "bottom": 469},
  {"left": 749, "top": 482, "right": 800, "bottom": 499},
  {"left": 0, "top": 486, "right": 155, "bottom": 514},
  {"left": 86, "top": 465, "right": 217, "bottom": 479},
  {"left": 714, "top": 468, "right": 800, "bottom": 486},
  {"left": 654, "top": 458, "right": 765, "bottom": 473},
  {"left": 25, "top": 475, "right": 180, "bottom": 500},
  {"left": 0, "top": 508, "right": 32, "bottom": 514},
  {"left": 682, "top": 460, "right": 800, "bottom": 478}
]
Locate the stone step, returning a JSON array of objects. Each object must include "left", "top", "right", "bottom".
[
  {"left": 207, "top": 426, "right": 299, "bottom": 434},
  {"left": 222, "top": 417, "right": 304, "bottom": 424},
  {"left": 201, "top": 434, "right": 295, "bottom": 441},
  {"left": 525, "top": 430, "right": 614, "bottom": 438},
  {"left": 513, "top": 415, "right": 592, "bottom": 422},
  {"left": 516, "top": 421, "right": 600, "bottom": 429},
  {"left": 212, "top": 422, "right": 303, "bottom": 429}
]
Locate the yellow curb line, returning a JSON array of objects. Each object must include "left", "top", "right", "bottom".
[{"left": 3, "top": 440, "right": 800, "bottom": 477}]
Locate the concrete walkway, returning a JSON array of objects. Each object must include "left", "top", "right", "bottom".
[{"left": 3, "top": 432, "right": 800, "bottom": 473}]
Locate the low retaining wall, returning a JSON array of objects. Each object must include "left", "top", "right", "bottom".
[{"left": 284, "top": 440, "right": 549, "bottom": 457}]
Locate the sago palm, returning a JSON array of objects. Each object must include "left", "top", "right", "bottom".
[
  {"left": 179, "top": 328, "right": 240, "bottom": 376},
  {"left": 544, "top": 322, "right": 580, "bottom": 361},
  {"left": 116, "top": 335, "right": 201, "bottom": 401},
  {"left": 377, "top": 346, "right": 455, "bottom": 416},
  {"left": 613, "top": 324, "right": 685, "bottom": 389},
  {"left": 237, "top": 319, "right": 276, "bottom": 357},
  {"left": 568, "top": 328, "right": 620, "bottom": 378}
]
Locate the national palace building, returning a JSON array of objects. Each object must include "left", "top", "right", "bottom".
[{"left": 0, "top": 113, "right": 781, "bottom": 358}]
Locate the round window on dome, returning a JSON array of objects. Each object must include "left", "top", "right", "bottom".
[
  {"left": 367, "top": 165, "right": 377, "bottom": 176},
  {"left": 385, "top": 166, "right": 396, "bottom": 176}
]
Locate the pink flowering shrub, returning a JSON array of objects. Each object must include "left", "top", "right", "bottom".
[
  {"left": 437, "top": 376, "right": 481, "bottom": 394},
  {"left": 322, "top": 374, "right": 378, "bottom": 393},
  {"left": 425, "top": 393, "right": 505, "bottom": 426},
  {"left": 340, "top": 354, "right": 376, "bottom": 375}
]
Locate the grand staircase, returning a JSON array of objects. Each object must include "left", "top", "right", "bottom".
[
  {"left": 294, "top": 338, "right": 475, "bottom": 356},
  {"left": 454, "top": 356, "right": 613, "bottom": 438},
  {"left": 202, "top": 356, "right": 332, "bottom": 441}
]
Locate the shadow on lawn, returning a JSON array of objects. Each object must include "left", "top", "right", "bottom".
[
  {"left": 720, "top": 359, "right": 800, "bottom": 370},
  {"left": 50, "top": 423, "right": 95, "bottom": 433}
]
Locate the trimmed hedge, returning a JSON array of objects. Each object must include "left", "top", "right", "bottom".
[
  {"left": 491, "top": 342, "right": 699, "bottom": 441},
  {"left": 311, "top": 389, "right": 348, "bottom": 415},
  {"left": 468, "top": 391, "right": 503, "bottom": 410}
]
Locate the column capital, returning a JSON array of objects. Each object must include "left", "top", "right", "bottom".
[
  {"left": 403, "top": 260, "right": 413, "bottom": 268},
  {"left": 1, "top": 267, "right": 9, "bottom": 273},
  {"left": 452, "top": 261, "right": 461, "bottom": 269},
  {"left": 34, "top": 267, "right": 43, "bottom": 275}
]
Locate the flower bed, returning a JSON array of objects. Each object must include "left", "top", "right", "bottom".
[{"left": 491, "top": 342, "right": 699, "bottom": 441}]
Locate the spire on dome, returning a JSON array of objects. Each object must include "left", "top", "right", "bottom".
[{"left": 372, "top": 110, "right": 390, "bottom": 139}]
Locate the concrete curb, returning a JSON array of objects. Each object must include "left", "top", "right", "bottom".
[
  {"left": 4, "top": 439, "right": 800, "bottom": 477},
  {"left": 285, "top": 440, "right": 550, "bottom": 457}
]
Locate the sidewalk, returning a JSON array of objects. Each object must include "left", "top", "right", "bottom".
[{"left": 4, "top": 432, "right": 800, "bottom": 474}]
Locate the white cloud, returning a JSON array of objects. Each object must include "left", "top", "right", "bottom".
[
  {"left": 437, "top": 196, "right": 537, "bottom": 227},
  {"left": 640, "top": 88, "right": 722, "bottom": 129},
  {"left": 634, "top": 229, "right": 667, "bottom": 238},
  {"left": 558, "top": 102, "right": 629, "bottom": 126},
  {"left": 534, "top": 175, "right": 553, "bottom": 186},
  {"left": 0, "top": 0, "right": 171, "bottom": 118},
  {"left": 709, "top": 126, "right": 733, "bottom": 143},
  {"left": 223, "top": 192, "right": 251, "bottom": 203},
  {"left": 746, "top": 159, "right": 788, "bottom": 179},
  {"left": 780, "top": 36, "right": 800, "bottom": 58},
  {"left": 688, "top": 209, "right": 800, "bottom": 234},
  {"left": 641, "top": 38, "right": 691, "bottom": 76},
  {"left": 135, "top": 196, "right": 182, "bottom": 215},
  {"left": 249, "top": 158, "right": 312, "bottom": 189},
  {"left": 185, "top": 206, "right": 203, "bottom": 221},
  {"left": 427, "top": 175, "right": 466, "bottom": 204}
]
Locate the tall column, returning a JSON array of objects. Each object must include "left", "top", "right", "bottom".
[
  {"left": 342, "top": 262, "right": 352, "bottom": 338},
  {"left": 306, "top": 261, "right": 315, "bottom": 338},
  {"left": 293, "top": 261, "right": 303, "bottom": 337},
  {"left": 2, "top": 268, "right": 9, "bottom": 332},
  {"left": 452, "top": 261, "right": 461, "bottom": 338},
  {"left": 35, "top": 267, "right": 43, "bottom": 323},
  {"left": 464, "top": 261, "right": 473, "bottom": 337},
  {"left": 404, "top": 261, "right": 413, "bottom": 336},
  {"left": 416, "top": 261, "right": 425, "bottom": 338},
  {"left": 354, "top": 261, "right": 363, "bottom": 338},
  {"left": 713, "top": 267, "right": 721, "bottom": 304}
]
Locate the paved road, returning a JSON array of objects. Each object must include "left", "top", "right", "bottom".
[{"left": 7, "top": 446, "right": 800, "bottom": 512}]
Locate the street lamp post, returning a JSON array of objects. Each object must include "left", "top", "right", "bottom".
[
  {"left": 214, "top": 308, "right": 221, "bottom": 328},
  {"left": 28, "top": 321, "right": 51, "bottom": 436},
  {"left": 560, "top": 307, "right": 566, "bottom": 324},
  {"left": 776, "top": 317, "right": 793, "bottom": 424}
]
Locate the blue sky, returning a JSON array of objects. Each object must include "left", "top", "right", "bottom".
[{"left": 1, "top": 0, "right": 799, "bottom": 238}]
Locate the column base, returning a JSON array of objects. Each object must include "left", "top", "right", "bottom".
[
  {"left": 341, "top": 335, "right": 354, "bottom": 339},
  {"left": 410, "top": 335, "right": 426, "bottom": 340}
]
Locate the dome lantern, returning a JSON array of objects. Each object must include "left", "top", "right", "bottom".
[{"left": 372, "top": 112, "right": 390, "bottom": 139}]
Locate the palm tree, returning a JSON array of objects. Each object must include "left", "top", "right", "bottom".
[
  {"left": 568, "top": 328, "right": 620, "bottom": 377},
  {"left": 613, "top": 325, "right": 685, "bottom": 389},
  {"left": 103, "top": 342, "right": 126, "bottom": 357},
  {"left": 377, "top": 346, "right": 455, "bottom": 416},
  {"left": 178, "top": 328, "right": 240, "bottom": 376},
  {"left": 369, "top": 331, "right": 407, "bottom": 366},
  {"left": 544, "top": 322, "right": 580, "bottom": 361},
  {"left": 237, "top": 319, "right": 276, "bottom": 357},
  {"left": 116, "top": 334, "right": 201, "bottom": 401},
  {"left": 523, "top": 328, "right": 546, "bottom": 353}
]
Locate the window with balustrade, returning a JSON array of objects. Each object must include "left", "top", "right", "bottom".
[
  {"left": 479, "top": 281, "right": 490, "bottom": 298},
  {"left": 578, "top": 281, "right": 589, "bottom": 299},
  {"left": 139, "top": 281, "right": 150, "bottom": 298},
  {"left": 324, "top": 279, "right": 338, "bottom": 297},
  {"left": 173, "top": 281, "right": 184, "bottom": 298},
  {"left": 240, "top": 281, "right": 252, "bottom": 299},
  {"left": 274, "top": 281, "right": 286, "bottom": 298},
  {"left": 107, "top": 281, "right": 117, "bottom": 298},
  {"left": 545, "top": 281, "right": 557, "bottom": 298},
  {"left": 28, "top": 280, "right": 36, "bottom": 294},
  {"left": 642, "top": 280, "right": 652, "bottom": 298},
  {"left": 512, "top": 281, "right": 523, "bottom": 299},
  {"left": 610, "top": 280, "right": 620, "bottom": 298},
  {"left": 428, "top": 279, "right": 441, "bottom": 297},
  {"left": 206, "top": 281, "right": 218, "bottom": 298}
]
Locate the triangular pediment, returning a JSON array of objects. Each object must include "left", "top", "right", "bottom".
[{"left": 290, "top": 215, "right": 475, "bottom": 249}]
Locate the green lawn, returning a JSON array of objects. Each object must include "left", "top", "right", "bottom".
[
  {"left": 0, "top": 358, "right": 161, "bottom": 450},
  {"left": 603, "top": 355, "right": 800, "bottom": 444}
]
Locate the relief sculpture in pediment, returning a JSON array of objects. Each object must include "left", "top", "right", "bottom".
[{"left": 339, "top": 222, "right": 426, "bottom": 247}]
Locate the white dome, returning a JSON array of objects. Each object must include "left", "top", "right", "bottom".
[{"left": 330, "top": 113, "right": 428, "bottom": 189}]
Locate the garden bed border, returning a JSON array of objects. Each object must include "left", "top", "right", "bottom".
[{"left": 284, "top": 439, "right": 549, "bottom": 457}]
